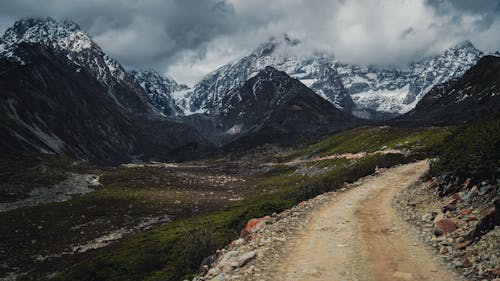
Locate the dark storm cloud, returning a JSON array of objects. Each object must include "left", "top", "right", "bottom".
[
  {"left": 426, "top": 0, "right": 500, "bottom": 29},
  {"left": 0, "top": 0, "right": 499, "bottom": 85},
  {"left": 0, "top": 0, "right": 239, "bottom": 69}
]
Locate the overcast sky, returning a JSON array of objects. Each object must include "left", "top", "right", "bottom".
[{"left": 0, "top": 0, "right": 499, "bottom": 86}]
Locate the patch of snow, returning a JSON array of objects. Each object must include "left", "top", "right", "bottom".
[{"left": 351, "top": 85, "right": 416, "bottom": 114}]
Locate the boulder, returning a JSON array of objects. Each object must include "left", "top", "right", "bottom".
[
  {"left": 237, "top": 251, "right": 257, "bottom": 267},
  {"left": 455, "top": 240, "right": 471, "bottom": 250},
  {"left": 240, "top": 217, "right": 270, "bottom": 238},
  {"left": 434, "top": 219, "right": 457, "bottom": 235},
  {"left": 459, "top": 208, "right": 473, "bottom": 216}
]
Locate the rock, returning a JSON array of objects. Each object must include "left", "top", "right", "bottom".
[
  {"left": 237, "top": 251, "right": 257, "bottom": 267},
  {"left": 463, "top": 178, "right": 472, "bottom": 189},
  {"left": 212, "top": 273, "right": 225, "bottom": 281},
  {"left": 434, "top": 219, "right": 457, "bottom": 235},
  {"left": 207, "top": 268, "right": 220, "bottom": 278},
  {"left": 452, "top": 259, "right": 462, "bottom": 267},
  {"left": 460, "top": 208, "right": 473, "bottom": 216},
  {"left": 240, "top": 218, "right": 270, "bottom": 237},
  {"left": 200, "top": 254, "right": 217, "bottom": 274},
  {"left": 439, "top": 246, "right": 449, "bottom": 254},
  {"left": 444, "top": 203, "right": 457, "bottom": 212},
  {"left": 456, "top": 237, "right": 465, "bottom": 243},
  {"left": 462, "top": 258, "right": 472, "bottom": 268},
  {"left": 466, "top": 216, "right": 479, "bottom": 222},
  {"left": 231, "top": 238, "right": 245, "bottom": 248},
  {"left": 462, "top": 191, "right": 478, "bottom": 202},
  {"left": 465, "top": 202, "right": 500, "bottom": 241},
  {"left": 422, "top": 213, "right": 434, "bottom": 222},
  {"left": 455, "top": 240, "right": 471, "bottom": 250},
  {"left": 433, "top": 213, "right": 446, "bottom": 223}
]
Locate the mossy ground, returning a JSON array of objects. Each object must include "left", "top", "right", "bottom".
[{"left": 1, "top": 126, "right": 455, "bottom": 281}]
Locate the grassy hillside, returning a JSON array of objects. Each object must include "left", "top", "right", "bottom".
[{"left": 430, "top": 114, "right": 500, "bottom": 179}]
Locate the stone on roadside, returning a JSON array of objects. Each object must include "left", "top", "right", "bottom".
[
  {"left": 434, "top": 219, "right": 457, "bottom": 235},
  {"left": 422, "top": 213, "right": 434, "bottom": 222},
  {"left": 455, "top": 240, "right": 471, "bottom": 250},
  {"left": 439, "top": 246, "right": 448, "bottom": 254},
  {"left": 237, "top": 251, "right": 257, "bottom": 267}
]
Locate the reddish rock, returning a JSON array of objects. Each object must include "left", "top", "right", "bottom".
[
  {"left": 240, "top": 217, "right": 270, "bottom": 238},
  {"left": 435, "top": 219, "right": 458, "bottom": 235},
  {"left": 427, "top": 178, "right": 438, "bottom": 188},
  {"left": 460, "top": 208, "right": 473, "bottom": 216},
  {"left": 450, "top": 193, "right": 462, "bottom": 203},
  {"left": 466, "top": 216, "right": 479, "bottom": 222}
]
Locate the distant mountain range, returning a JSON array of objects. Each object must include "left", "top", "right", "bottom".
[
  {"left": 167, "top": 35, "right": 483, "bottom": 120},
  {"left": 0, "top": 18, "right": 498, "bottom": 163}
]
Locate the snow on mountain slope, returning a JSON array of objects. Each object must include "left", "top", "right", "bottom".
[
  {"left": 179, "top": 36, "right": 483, "bottom": 119},
  {"left": 0, "top": 18, "right": 126, "bottom": 85},
  {"left": 130, "top": 69, "right": 187, "bottom": 116},
  {"left": 0, "top": 18, "right": 157, "bottom": 115},
  {"left": 395, "top": 55, "right": 500, "bottom": 125}
]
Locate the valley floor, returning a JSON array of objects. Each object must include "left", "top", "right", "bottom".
[{"left": 202, "top": 161, "right": 465, "bottom": 281}]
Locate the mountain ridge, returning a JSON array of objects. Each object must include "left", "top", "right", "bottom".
[
  {"left": 172, "top": 36, "right": 483, "bottom": 120},
  {"left": 394, "top": 55, "right": 500, "bottom": 126}
]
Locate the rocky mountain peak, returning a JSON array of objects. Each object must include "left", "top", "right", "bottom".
[
  {"left": 130, "top": 69, "right": 187, "bottom": 116},
  {"left": 1, "top": 18, "right": 92, "bottom": 61},
  {"left": 0, "top": 17, "right": 127, "bottom": 87}
]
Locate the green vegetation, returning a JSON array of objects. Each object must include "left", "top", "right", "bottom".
[
  {"left": 54, "top": 126, "right": 450, "bottom": 281},
  {"left": 290, "top": 126, "right": 452, "bottom": 160},
  {"left": 10, "top": 125, "right": 458, "bottom": 281},
  {"left": 430, "top": 115, "right": 500, "bottom": 178}
]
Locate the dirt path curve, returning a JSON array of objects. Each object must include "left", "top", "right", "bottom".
[{"left": 272, "top": 160, "right": 458, "bottom": 281}]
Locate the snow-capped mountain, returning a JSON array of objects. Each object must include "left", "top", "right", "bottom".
[
  {"left": 207, "top": 66, "right": 360, "bottom": 147},
  {"left": 0, "top": 18, "right": 155, "bottom": 114},
  {"left": 0, "top": 18, "right": 125, "bottom": 85},
  {"left": 0, "top": 18, "right": 213, "bottom": 164},
  {"left": 352, "top": 40, "right": 483, "bottom": 118},
  {"left": 395, "top": 55, "right": 500, "bottom": 125},
  {"left": 178, "top": 35, "right": 483, "bottom": 119},
  {"left": 130, "top": 69, "right": 187, "bottom": 116}
]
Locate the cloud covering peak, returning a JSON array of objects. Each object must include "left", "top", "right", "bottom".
[{"left": 0, "top": 0, "right": 499, "bottom": 85}]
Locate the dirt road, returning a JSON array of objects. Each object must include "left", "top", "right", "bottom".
[{"left": 273, "top": 161, "right": 458, "bottom": 281}]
